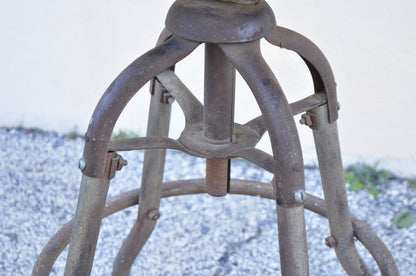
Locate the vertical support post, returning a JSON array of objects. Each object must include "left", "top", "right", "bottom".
[
  {"left": 204, "top": 43, "right": 235, "bottom": 197},
  {"left": 312, "top": 104, "right": 372, "bottom": 275},
  {"left": 112, "top": 79, "right": 172, "bottom": 276},
  {"left": 64, "top": 154, "right": 114, "bottom": 276},
  {"left": 277, "top": 205, "right": 310, "bottom": 276}
]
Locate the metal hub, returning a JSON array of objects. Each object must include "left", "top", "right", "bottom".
[{"left": 165, "top": 0, "right": 276, "bottom": 43}]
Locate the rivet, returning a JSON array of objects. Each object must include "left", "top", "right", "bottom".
[
  {"left": 163, "top": 92, "right": 175, "bottom": 104},
  {"left": 167, "top": 97, "right": 175, "bottom": 104},
  {"left": 294, "top": 189, "right": 306, "bottom": 203},
  {"left": 78, "top": 158, "right": 86, "bottom": 170},
  {"left": 147, "top": 209, "right": 160, "bottom": 221}
]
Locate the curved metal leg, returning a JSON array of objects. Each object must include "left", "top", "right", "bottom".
[
  {"left": 112, "top": 29, "right": 174, "bottom": 276},
  {"left": 64, "top": 36, "right": 199, "bottom": 276},
  {"left": 268, "top": 25, "right": 372, "bottom": 275},
  {"left": 113, "top": 66, "right": 173, "bottom": 276},
  {"left": 312, "top": 105, "right": 373, "bottom": 275},
  {"left": 219, "top": 41, "right": 309, "bottom": 275},
  {"left": 64, "top": 172, "right": 111, "bottom": 276},
  {"left": 34, "top": 179, "right": 399, "bottom": 275},
  {"left": 266, "top": 26, "right": 338, "bottom": 122},
  {"left": 81, "top": 35, "right": 199, "bottom": 179}
]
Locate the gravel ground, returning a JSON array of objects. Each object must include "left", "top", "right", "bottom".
[{"left": 1, "top": 128, "right": 415, "bottom": 275}]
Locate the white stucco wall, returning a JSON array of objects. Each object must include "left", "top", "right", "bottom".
[{"left": 1, "top": 0, "right": 415, "bottom": 163}]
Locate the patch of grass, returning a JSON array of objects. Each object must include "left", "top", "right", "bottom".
[
  {"left": 66, "top": 131, "right": 79, "bottom": 139},
  {"left": 16, "top": 123, "right": 24, "bottom": 131},
  {"left": 3, "top": 125, "right": 45, "bottom": 134},
  {"left": 409, "top": 179, "right": 416, "bottom": 190},
  {"left": 394, "top": 209, "right": 415, "bottom": 229},
  {"left": 344, "top": 163, "right": 393, "bottom": 197},
  {"left": 111, "top": 129, "right": 140, "bottom": 140},
  {"left": 66, "top": 127, "right": 81, "bottom": 139},
  {"left": 28, "top": 127, "right": 45, "bottom": 134}
]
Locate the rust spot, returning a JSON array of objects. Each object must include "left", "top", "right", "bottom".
[{"left": 262, "top": 78, "right": 271, "bottom": 86}]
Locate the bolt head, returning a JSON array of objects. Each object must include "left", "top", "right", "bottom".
[
  {"left": 294, "top": 189, "right": 306, "bottom": 203},
  {"left": 167, "top": 97, "right": 175, "bottom": 104},
  {"left": 78, "top": 158, "right": 86, "bottom": 170}
]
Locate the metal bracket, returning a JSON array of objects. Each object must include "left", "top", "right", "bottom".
[
  {"left": 108, "top": 153, "right": 128, "bottom": 180},
  {"left": 153, "top": 77, "right": 175, "bottom": 104}
]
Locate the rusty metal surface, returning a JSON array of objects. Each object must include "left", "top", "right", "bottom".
[
  {"left": 34, "top": 1, "right": 399, "bottom": 274},
  {"left": 82, "top": 36, "right": 200, "bottom": 179},
  {"left": 352, "top": 219, "right": 400, "bottom": 276},
  {"left": 203, "top": 43, "right": 235, "bottom": 144},
  {"left": 112, "top": 29, "right": 175, "bottom": 275},
  {"left": 311, "top": 104, "right": 372, "bottom": 275},
  {"left": 219, "top": 40, "right": 305, "bottom": 208},
  {"left": 155, "top": 69, "right": 203, "bottom": 124},
  {"left": 166, "top": 0, "right": 275, "bottom": 43},
  {"left": 157, "top": 69, "right": 327, "bottom": 126},
  {"left": 266, "top": 26, "right": 338, "bottom": 123},
  {"left": 218, "top": 0, "right": 261, "bottom": 4},
  {"left": 110, "top": 67, "right": 326, "bottom": 162},
  {"left": 149, "top": 28, "right": 173, "bottom": 95},
  {"left": 219, "top": 40, "right": 309, "bottom": 275},
  {"left": 33, "top": 180, "right": 398, "bottom": 276},
  {"left": 204, "top": 43, "right": 234, "bottom": 196},
  {"left": 64, "top": 152, "right": 115, "bottom": 276},
  {"left": 113, "top": 81, "right": 172, "bottom": 275},
  {"left": 206, "top": 159, "right": 230, "bottom": 196},
  {"left": 276, "top": 205, "right": 310, "bottom": 275}
]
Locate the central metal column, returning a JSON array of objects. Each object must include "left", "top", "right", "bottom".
[{"left": 204, "top": 43, "right": 235, "bottom": 197}]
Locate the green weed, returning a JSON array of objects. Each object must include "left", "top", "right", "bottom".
[
  {"left": 66, "top": 131, "right": 80, "bottom": 139},
  {"left": 409, "top": 179, "right": 416, "bottom": 190},
  {"left": 394, "top": 209, "right": 415, "bottom": 229},
  {"left": 344, "top": 163, "right": 392, "bottom": 197},
  {"left": 111, "top": 129, "right": 140, "bottom": 140},
  {"left": 66, "top": 127, "right": 81, "bottom": 139}
]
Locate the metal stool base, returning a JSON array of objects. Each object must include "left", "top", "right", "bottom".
[{"left": 33, "top": 1, "right": 398, "bottom": 275}]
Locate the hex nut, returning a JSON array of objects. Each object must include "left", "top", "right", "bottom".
[
  {"left": 299, "top": 114, "right": 313, "bottom": 127},
  {"left": 116, "top": 156, "right": 128, "bottom": 171}
]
